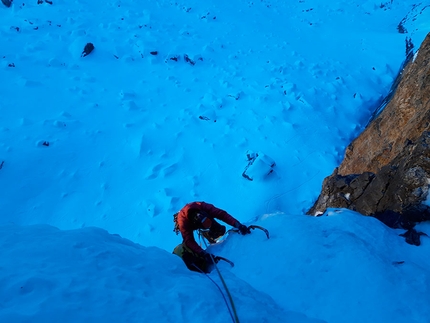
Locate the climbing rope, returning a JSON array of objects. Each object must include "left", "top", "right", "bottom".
[
  {"left": 201, "top": 238, "right": 240, "bottom": 323},
  {"left": 191, "top": 264, "right": 236, "bottom": 323},
  {"left": 194, "top": 224, "right": 269, "bottom": 322}
]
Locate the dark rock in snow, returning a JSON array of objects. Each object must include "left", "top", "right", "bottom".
[
  {"left": 399, "top": 229, "right": 429, "bottom": 246},
  {"left": 81, "top": 43, "right": 95, "bottom": 57},
  {"left": 1, "top": 0, "right": 12, "bottom": 7},
  {"left": 184, "top": 54, "right": 195, "bottom": 65}
]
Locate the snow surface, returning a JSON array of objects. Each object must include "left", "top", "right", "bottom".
[{"left": 1, "top": 0, "right": 429, "bottom": 322}]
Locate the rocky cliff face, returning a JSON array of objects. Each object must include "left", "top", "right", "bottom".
[{"left": 308, "top": 33, "right": 430, "bottom": 232}]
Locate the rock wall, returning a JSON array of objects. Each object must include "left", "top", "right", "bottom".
[
  {"left": 339, "top": 33, "right": 430, "bottom": 176},
  {"left": 308, "top": 32, "right": 430, "bottom": 228}
]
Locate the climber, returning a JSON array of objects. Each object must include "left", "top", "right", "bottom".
[{"left": 172, "top": 201, "right": 249, "bottom": 273}]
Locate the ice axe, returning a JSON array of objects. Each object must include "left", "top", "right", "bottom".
[
  {"left": 229, "top": 225, "right": 270, "bottom": 239},
  {"left": 214, "top": 256, "right": 235, "bottom": 267}
]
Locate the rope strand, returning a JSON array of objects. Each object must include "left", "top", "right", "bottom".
[
  {"left": 191, "top": 264, "right": 236, "bottom": 323},
  {"left": 202, "top": 238, "right": 240, "bottom": 323}
]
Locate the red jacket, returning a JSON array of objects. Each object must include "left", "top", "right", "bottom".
[{"left": 177, "top": 201, "right": 238, "bottom": 254}]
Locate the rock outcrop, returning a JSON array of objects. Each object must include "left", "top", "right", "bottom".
[
  {"left": 308, "top": 32, "right": 430, "bottom": 230},
  {"left": 1, "top": 0, "right": 13, "bottom": 8}
]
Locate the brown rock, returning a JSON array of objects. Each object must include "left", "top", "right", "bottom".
[
  {"left": 308, "top": 33, "right": 430, "bottom": 234},
  {"left": 339, "top": 33, "right": 430, "bottom": 175}
]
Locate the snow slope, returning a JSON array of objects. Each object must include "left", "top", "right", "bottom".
[{"left": 0, "top": 223, "right": 324, "bottom": 323}]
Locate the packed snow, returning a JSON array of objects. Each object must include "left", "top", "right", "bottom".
[{"left": 1, "top": 0, "right": 429, "bottom": 322}]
